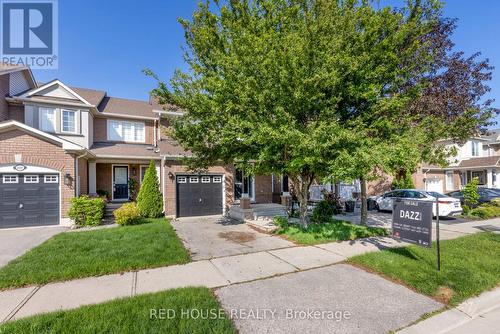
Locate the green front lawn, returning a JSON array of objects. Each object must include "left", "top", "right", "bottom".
[
  {"left": 0, "top": 218, "right": 190, "bottom": 290},
  {"left": 274, "top": 220, "right": 388, "bottom": 245},
  {"left": 349, "top": 232, "right": 500, "bottom": 305},
  {"left": 0, "top": 287, "right": 236, "bottom": 334}
]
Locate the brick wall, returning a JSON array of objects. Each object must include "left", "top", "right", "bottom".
[
  {"left": 0, "top": 74, "right": 9, "bottom": 122},
  {"left": 78, "top": 158, "right": 88, "bottom": 195},
  {"left": 367, "top": 174, "right": 393, "bottom": 196},
  {"left": 254, "top": 175, "right": 273, "bottom": 203},
  {"left": 0, "top": 129, "right": 76, "bottom": 217},
  {"left": 93, "top": 117, "right": 155, "bottom": 144},
  {"left": 163, "top": 161, "right": 234, "bottom": 216},
  {"left": 96, "top": 163, "right": 112, "bottom": 197}
]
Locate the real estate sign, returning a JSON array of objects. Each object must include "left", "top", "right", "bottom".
[{"left": 392, "top": 199, "right": 432, "bottom": 247}]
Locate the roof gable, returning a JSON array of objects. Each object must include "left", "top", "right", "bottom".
[{"left": 20, "top": 80, "right": 93, "bottom": 106}]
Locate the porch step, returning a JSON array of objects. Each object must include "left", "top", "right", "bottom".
[
  {"left": 104, "top": 202, "right": 128, "bottom": 218},
  {"left": 252, "top": 209, "right": 287, "bottom": 220}
]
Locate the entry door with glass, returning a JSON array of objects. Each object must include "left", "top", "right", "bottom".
[
  {"left": 234, "top": 169, "right": 254, "bottom": 202},
  {"left": 113, "top": 166, "right": 128, "bottom": 200}
]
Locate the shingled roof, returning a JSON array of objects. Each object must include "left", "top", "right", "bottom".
[{"left": 458, "top": 156, "right": 500, "bottom": 168}]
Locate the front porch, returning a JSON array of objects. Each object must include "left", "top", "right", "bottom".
[
  {"left": 89, "top": 160, "right": 162, "bottom": 202},
  {"left": 459, "top": 169, "right": 499, "bottom": 189}
]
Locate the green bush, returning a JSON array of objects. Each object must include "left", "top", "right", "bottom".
[
  {"left": 490, "top": 198, "right": 500, "bottom": 207},
  {"left": 273, "top": 216, "right": 289, "bottom": 228},
  {"left": 463, "top": 177, "right": 480, "bottom": 208},
  {"left": 136, "top": 161, "right": 164, "bottom": 218},
  {"left": 462, "top": 204, "right": 470, "bottom": 214},
  {"left": 96, "top": 189, "right": 109, "bottom": 200},
  {"left": 114, "top": 202, "right": 141, "bottom": 226},
  {"left": 68, "top": 196, "right": 106, "bottom": 227},
  {"left": 467, "top": 204, "right": 500, "bottom": 219},
  {"left": 311, "top": 200, "right": 335, "bottom": 223},
  {"left": 392, "top": 173, "right": 415, "bottom": 189}
]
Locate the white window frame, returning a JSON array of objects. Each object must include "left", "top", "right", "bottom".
[
  {"left": 24, "top": 175, "right": 39, "bottom": 183},
  {"left": 107, "top": 119, "right": 146, "bottom": 143},
  {"left": 177, "top": 176, "right": 187, "bottom": 184},
  {"left": 189, "top": 176, "right": 199, "bottom": 183},
  {"left": 2, "top": 175, "right": 18, "bottom": 183},
  {"left": 445, "top": 171, "right": 454, "bottom": 191},
  {"left": 39, "top": 107, "right": 56, "bottom": 133},
  {"left": 61, "top": 109, "right": 78, "bottom": 134},
  {"left": 44, "top": 175, "right": 59, "bottom": 183},
  {"left": 213, "top": 176, "right": 222, "bottom": 183},
  {"left": 201, "top": 176, "right": 211, "bottom": 183},
  {"left": 139, "top": 165, "right": 149, "bottom": 183},
  {"left": 471, "top": 141, "right": 480, "bottom": 157}
]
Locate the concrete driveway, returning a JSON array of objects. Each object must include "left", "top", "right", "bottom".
[
  {"left": 171, "top": 215, "right": 294, "bottom": 260},
  {"left": 216, "top": 264, "right": 442, "bottom": 334},
  {"left": 0, "top": 226, "right": 66, "bottom": 267}
]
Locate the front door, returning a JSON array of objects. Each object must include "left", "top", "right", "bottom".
[{"left": 113, "top": 166, "right": 128, "bottom": 200}]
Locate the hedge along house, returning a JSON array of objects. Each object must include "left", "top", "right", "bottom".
[{"left": 0, "top": 64, "right": 292, "bottom": 229}]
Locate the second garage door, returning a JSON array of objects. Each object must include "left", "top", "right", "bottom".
[{"left": 176, "top": 175, "right": 223, "bottom": 217}]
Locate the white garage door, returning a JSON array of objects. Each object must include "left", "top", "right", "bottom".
[{"left": 425, "top": 178, "right": 443, "bottom": 193}]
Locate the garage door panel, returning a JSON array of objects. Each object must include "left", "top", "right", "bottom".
[
  {"left": 177, "top": 175, "right": 223, "bottom": 217},
  {"left": 0, "top": 173, "right": 59, "bottom": 228}
]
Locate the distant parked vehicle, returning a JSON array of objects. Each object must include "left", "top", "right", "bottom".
[
  {"left": 446, "top": 188, "right": 500, "bottom": 205},
  {"left": 376, "top": 189, "right": 462, "bottom": 217}
]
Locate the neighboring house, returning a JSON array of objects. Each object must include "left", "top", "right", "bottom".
[
  {"left": 413, "top": 132, "right": 500, "bottom": 193},
  {"left": 0, "top": 64, "right": 288, "bottom": 229}
]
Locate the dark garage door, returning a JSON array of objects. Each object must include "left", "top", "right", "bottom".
[
  {"left": 176, "top": 175, "right": 223, "bottom": 217},
  {"left": 0, "top": 173, "right": 60, "bottom": 228}
]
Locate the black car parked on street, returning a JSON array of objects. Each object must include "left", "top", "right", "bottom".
[{"left": 446, "top": 188, "right": 500, "bottom": 205}]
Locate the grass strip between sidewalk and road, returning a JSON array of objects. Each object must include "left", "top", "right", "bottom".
[
  {"left": 349, "top": 232, "right": 500, "bottom": 305},
  {"left": 0, "top": 218, "right": 190, "bottom": 290},
  {"left": 274, "top": 219, "right": 388, "bottom": 245},
  {"left": 0, "top": 287, "right": 236, "bottom": 334}
]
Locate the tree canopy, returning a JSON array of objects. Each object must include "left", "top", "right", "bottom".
[{"left": 149, "top": 0, "right": 496, "bottom": 224}]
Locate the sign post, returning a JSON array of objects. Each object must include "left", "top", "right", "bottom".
[{"left": 436, "top": 198, "right": 441, "bottom": 271}]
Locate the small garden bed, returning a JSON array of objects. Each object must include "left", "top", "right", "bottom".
[
  {"left": 0, "top": 218, "right": 189, "bottom": 290},
  {"left": 349, "top": 232, "right": 500, "bottom": 305},
  {"left": 462, "top": 203, "right": 500, "bottom": 219},
  {"left": 273, "top": 217, "right": 388, "bottom": 245},
  {"left": 0, "top": 287, "right": 236, "bottom": 334}
]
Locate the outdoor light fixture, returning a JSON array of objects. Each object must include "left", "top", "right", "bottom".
[
  {"left": 168, "top": 172, "right": 174, "bottom": 180},
  {"left": 64, "top": 173, "right": 73, "bottom": 186},
  {"left": 132, "top": 167, "right": 136, "bottom": 176}
]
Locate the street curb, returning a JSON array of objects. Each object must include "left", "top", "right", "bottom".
[{"left": 397, "top": 287, "right": 500, "bottom": 334}]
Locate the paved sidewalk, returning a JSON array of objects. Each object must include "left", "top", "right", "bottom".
[
  {"left": 0, "top": 236, "right": 407, "bottom": 323},
  {"left": 0, "top": 219, "right": 497, "bottom": 324},
  {"left": 398, "top": 287, "right": 500, "bottom": 334}
]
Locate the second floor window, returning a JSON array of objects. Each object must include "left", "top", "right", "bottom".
[
  {"left": 61, "top": 109, "right": 77, "bottom": 133},
  {"left": 471, "top": 141, "right": 480, "bottom": 157},
  {"left": 40, "top": 107, "right": 55, "bottom": 133},
  {"left": 108, "top": 120, "right": 145, "bottom": 142}
]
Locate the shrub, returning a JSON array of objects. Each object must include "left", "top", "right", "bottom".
[
  {"left": 114, "top": 202, "right": 141, "bottom": 226},
  {"left": 467, "top": 204, "right": 500, "bottom": 219},
  {"left": 274, "top": 216, "right": 289, "bottom": 229},
  {"left": 311, "top": 200, "right": 335, "bottom": 223},
  {"left": 68, "top": 196, "right": 105, "bottom": 227},
  {"left": 490, "top": 198, "right": 500, "bottom": 207},
  {"left": 462, "top": 205, "right": 470, "bottom": 214},
  {"left": 463, "top": 177, "right": 480, "bottom": 208},
  {"left": 96, "top": 189, "right": 109, "bottom": 200},
  {"left": 128, "top": 178, "right": 139, "bottom": 200},
  {"left": 137, "top": 160, "right": 164, "bottom": 218}
]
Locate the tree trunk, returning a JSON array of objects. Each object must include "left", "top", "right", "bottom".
[
  {"left": 360, "top": 177, "right": 368, "bottom": 226},
  {"left": 289, "top": 173, "right": 314, "bottom": 228}
]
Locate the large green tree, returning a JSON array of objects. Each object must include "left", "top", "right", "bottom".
[{"left": 149, "top": 0, "right": 495, "bottom": 225}]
